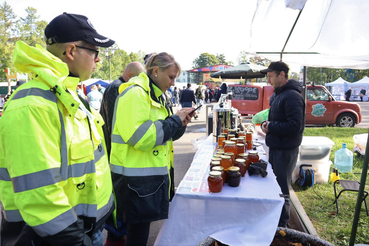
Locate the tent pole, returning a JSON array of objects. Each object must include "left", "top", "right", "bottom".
[{"left": 349, "top": 132, "right": 369, "bottom": 246}]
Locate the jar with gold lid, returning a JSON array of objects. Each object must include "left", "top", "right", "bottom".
[
  {"left": 224, "top": 152, "right": 235, "bottom": 164},
  {"left": 238, "top": 153, "right": 250, "bottom": 170},
  {"left": 236, "top": 143, "right": 245, "bottom": 156},
  {"left": 248, "top": 151, "right": 259, "bottom": 163},
  {"left": 210, "top": 160, "right": 221, "bottom": 171},
  {"left": 234, "top": 158, "right": 247, "bottom": 177},
  {"left": 224, "top": 141, "right": 237, "bottom": 158},
  {"left": 212, "top": 166, "right": 225, "bottom": 185},
  {"left": 227, "top": 166, "right": 241, "bottom": 187},
  {"left": 220, "top": 155, "right": 233, "bottom": 171},
  {"left": 218, "top": 134, "right": 226, "bottom": 148},
  {"left": 208, "top": 171, "right": 223, "bottom": 193},
  {"left": 227, "top": 134, "right": 235, "bottom": 141}
]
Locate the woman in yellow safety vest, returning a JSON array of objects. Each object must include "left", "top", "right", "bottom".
[{"left": 110, "top": 52, "right": 192, "bottom": 245}]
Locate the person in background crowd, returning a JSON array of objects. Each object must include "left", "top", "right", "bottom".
[
  {"left": 173, "top": 86, "right": 179, "bottom": 106},
  {"left": 110, "top": 52, "right": 192, "bottom": 246},
  {"left": 180, "top": 83, "right": 197, "bottom": 118},
  {"left": 87, "top": 84, "right": 103, "bottom": 111},
  {"left": 204, "top": 87, "right": 209, "bottom": 103},
  {"left": 260, "top": 61, "right": 305, "bottom": 228},
  {"left": 179, "top": 85, "right": 186, "bottom": 102},
  {"left": 97, "top": 83, "right": 106, "bottom": 95},
  {"left": 209, "top": 88, "right": 214, "bottom": 102},
  {"left": 77, "top": 84, "right": 87, "bottom": 99},
  {"left": 360, "top": 88, "right": 366, "bottom": 101},
  {"left": 215, "top": 83, "right": 227, "bottom": 102},
  {"left": 195, "top": 85, "right": 204, "bottom": 113},
  {"left": 0, "top": 12, "right": 115, "bottom": 245},
  {"left": 100, "top": 61, "right": 145, "bottom": 160},
  {"left": 345, "top": 88, "right": 352, "bottom": 101}
]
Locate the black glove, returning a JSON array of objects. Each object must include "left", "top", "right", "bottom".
[{"left": 248, "top": 159, "right": 268, "bottom": 178}]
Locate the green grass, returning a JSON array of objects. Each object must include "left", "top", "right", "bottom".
[{"left": 293, "top": 127, "right": 369, "bottom": 245}]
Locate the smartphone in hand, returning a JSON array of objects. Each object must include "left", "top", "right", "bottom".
[{"left": 189, "top": 104, "right": 203, "bottom": 117}]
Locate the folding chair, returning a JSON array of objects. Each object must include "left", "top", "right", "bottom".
[{"left": 333, "top": 180, "right": 369, "bottom": 216}]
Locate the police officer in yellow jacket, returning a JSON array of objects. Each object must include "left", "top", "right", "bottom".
[
  {"left": 0, "top": 13, "right": 115, "bottom": 246},
  {"left": 110, "top": 52, "right": 192, "bottom": 245}
]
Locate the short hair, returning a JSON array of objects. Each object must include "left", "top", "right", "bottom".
[
  {"left": 91, "top": 85, "right": 97, "bottom": 90},
  {"left": 187, "top": 83, "right": 191, "bottom": 88},
  {"left": 145, "top": 52, "right": 181, "bottom": 77},
  {"left": 96, "top": 83, "right": 101, "bottom": 87}
]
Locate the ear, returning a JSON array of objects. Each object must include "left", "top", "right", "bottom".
[
  {"left": 152, "top": 66, "right": 159, "bottom": 77},
  {"left": 64, "top": 44, "right": 77, "bottom": 61}
]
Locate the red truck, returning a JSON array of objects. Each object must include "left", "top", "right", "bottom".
[{"left": 228, "top": 84, "right": 362, "bottom": 127}]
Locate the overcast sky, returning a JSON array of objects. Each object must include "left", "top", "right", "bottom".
[{"left": 10, "top": 0, "right": 300, "bottom": 72}]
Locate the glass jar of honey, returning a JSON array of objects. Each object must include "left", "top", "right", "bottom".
[
  {"left": 234, "top": 158, "right": 247, "bottom": 177},
  {"left": 237, "top": 137, "right": 245, "bottom": 144},
  {"left": 238, "top": 153, "right": 251, "bottom": 170},
  {"left": 216, "top": 149, "right": 225, "bottom": 155},
  {"left": 210, "top": 160, "right": 221, "bottom": 171},
  {"left": 212, "top": 166, "right": 225, "bottom": 185},
  {"left": 213, "top": 154, "right": 223, "bottom": 160},
  {"left": 220, "top": 155, "right": 233, "bottom": 170},
  {"left": 208, "top": 171, "right": 223, "bottom": 193},
  {"left": 238, "top": 131, "right": 246, "bottom": 137},
  {"left": 248, "top": 151, "right": 259, "bottom": 163},
  {"left": 230, "top": 138, "right": 238, "bottom": 144},
  {"left": 224, "top": 152, "right": 235, "bottom": 164},
  {"left": 227, "top": 166, "right": 241, "bottom": 187},
  {"left": 246, "top": 131, "right": 252, "bottom": 142},
  {"left": 236, "top": 143, "right": 245, "bottom": 156},
  {"left": 227, "top": 134, "right": 235, "bottom": 141},
  {"left": 224, "top": 141, "right": 237, "bottom": 157},
  {"left": 218, "top": 134, "right": 226, "bottom": 148},
  {"left": 246, "top": 141, "right": 253, "bottom": 150}
]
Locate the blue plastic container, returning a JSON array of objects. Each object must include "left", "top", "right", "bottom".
[{"left": 334, "top": 143, "right": 353, "bottom": 173}]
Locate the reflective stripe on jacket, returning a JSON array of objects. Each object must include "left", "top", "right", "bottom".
[
  {"left": 110, "top": 72, "right": 176, "bottom": 224},
  {"left": 0, "top": 41, "right": 113, "bottom": 243}
]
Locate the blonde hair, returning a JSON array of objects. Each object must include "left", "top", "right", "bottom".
[
  {"left": 91, "top": 85, "right": 97, "bottom": 90},
  {"left": 145, "top": 52, "right": 181, "bottom": 77}
]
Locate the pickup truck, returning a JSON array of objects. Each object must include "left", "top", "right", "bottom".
[{"left": 227, "top": 84, "right": 362, "bottom": 127}]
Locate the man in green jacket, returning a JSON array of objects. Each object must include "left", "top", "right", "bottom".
[{"left": 0, "top": 13, "right": 115, "bottom": 246}]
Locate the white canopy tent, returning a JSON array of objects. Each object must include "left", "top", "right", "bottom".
[
  {"left": 250, "top": 0, "right": 369, "bottom": 69},
  {"left": 325, "top": 77, "right": 350, "bottom": 100}
]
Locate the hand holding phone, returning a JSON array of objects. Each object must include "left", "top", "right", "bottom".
[{"left": 189, "top": 104, "right": 202, "bottom": 117}]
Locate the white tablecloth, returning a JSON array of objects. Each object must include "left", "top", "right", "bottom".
[{"left": 154, "top": 134, "right": 284, "bottom": 246}]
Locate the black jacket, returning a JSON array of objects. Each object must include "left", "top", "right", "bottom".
[
  {"left": 100, "top": 77, "right": 125, "bottom": 158},
  {"left": 266, "top": 79, "right": 305, "bottom": 150},
  {"left": 179, "top": 88, "right": 196, "bottom": 105},
  {"left": 215, "top": 83, "right": 227, "bottom": 102}
]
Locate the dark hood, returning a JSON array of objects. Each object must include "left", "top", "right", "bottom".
[{"left": 275, "top": 79, "right": 303, "bottom": 95}]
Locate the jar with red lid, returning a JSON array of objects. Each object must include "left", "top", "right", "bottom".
[
  {"left": 210, "top": 160, "right": 221, "bottom": 171},
  {"left": 236, "top": 143, "right": 245, "bottom": 156},
  {"left": 248, "top": 151, "right": 259, "bottom": 163},
  {"left": 212, "top": 166, "right": 226, "bottom": 185},
  {"left": 224, "top": 141, "right": 237, "bottom": 157},
  {"left": 234, "top": 158, "right": 247, "bottom": 177},
  {"left": 208, "top": 171, "right": 223, "bottom": 193},
  {"left": 220, "top": 155, "right": 233, "bottom": 170},
  {"left": 227, "top": 166, "right": 241, "bottom": 187}
]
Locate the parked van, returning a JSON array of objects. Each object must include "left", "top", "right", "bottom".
[{"left": 228, "top": 84, "right": 362, "bottom": 127}]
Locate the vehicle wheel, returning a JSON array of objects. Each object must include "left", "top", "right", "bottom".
[{"left": 336, "top": 113, "right": 356, "bottom": 127}]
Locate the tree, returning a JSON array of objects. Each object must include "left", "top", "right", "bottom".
[
  {"left": 0, "top": 1, "right": 17, "bottom": 81},
  {"left": 216, "top": 53, "right": 230, "bottom": 65},
  {"left": 249, "top": 55, "right": 270, "bottom": 66},
  {"left": 237, "top": 51, "right": 248, "bottom": 65},
  {"left": 192, "top": 53, "right": 218, "bottom": 69},
  {"left": 14, "top": 7, "right": 46, "bottom": 47}
]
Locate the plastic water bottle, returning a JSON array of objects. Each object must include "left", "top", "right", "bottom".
[{"left": 334, "top": 143, "right": 353, "bottom": 173}]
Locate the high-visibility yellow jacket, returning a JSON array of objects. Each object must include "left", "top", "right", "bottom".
[
  {"left": 110, "top": 72, "right": 186, "bottom": 224},
  {"left": 0, "top": 41, "right": 114, "bottom": 245}
]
